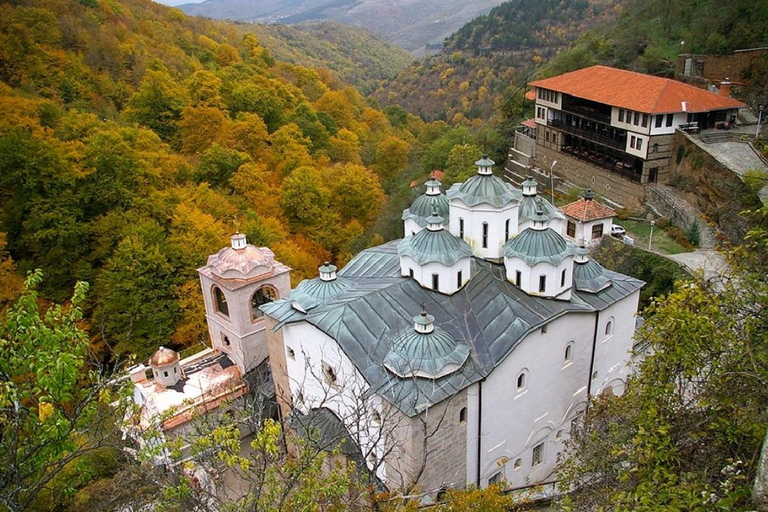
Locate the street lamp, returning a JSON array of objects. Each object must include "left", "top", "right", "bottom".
[
  {"left": 757, "top": 104, "right": 764, "bottom": 139},
  {"left": 550, "top": 160, "right": 558, "bottom": 205},
  {"left": 648, "top": 220, "right": 655, "bottom": 252}
]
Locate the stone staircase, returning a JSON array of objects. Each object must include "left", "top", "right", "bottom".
[{"left": 699, "top": 131, "right": 751, "bottom": 144}]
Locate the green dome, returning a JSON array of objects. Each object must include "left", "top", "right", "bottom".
[
  {"left": 402, "top": 193, "right": 450, "bottom": 227},
  {"left": 519, "top": 196, "right": 565, "bottom": 224},
  {"left": 290, "top": 275, "right": 353, "bottom": 311},
  {"left": 398, "top": 226, "right": 472, "bottom": 266},
  {"left": 447, "top": 174, "right": 521, "bottom": 208},
  {"left": 573, "top": 258, "right": 612, "bottom": 293},
  {"left": 504, "top": 227, "right": 576, "bottom": 266},
  {"left": 384, "top": 314, "right": 470, "bottom": 379}
]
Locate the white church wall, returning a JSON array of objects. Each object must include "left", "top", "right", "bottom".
[
  {"left": 449, "top": 202, "right": 518, "bottom": 261},
  {"left": 590, "top": 289, "right": 641, "bottom": 396},
  {"left": 476, "top": 312, "right": 595, "bottom": 488},
  {"left": 404, "top": 218, "right": 422, "bottom": 237},
  {"left": 281, "top": 322, "right": 387, "bottom": 480},
  {"left": 400, "top": 256, "right": 470, "bottom": 295},
  {"left": 504, "top": 258, "right": 573, "bottom": 299}
]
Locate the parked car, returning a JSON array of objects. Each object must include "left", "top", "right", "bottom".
[{"left": 611, "top": 224, "right": 626, "bottom": 238}]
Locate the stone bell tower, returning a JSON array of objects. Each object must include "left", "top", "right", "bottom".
[{"left": 198, "top": 233, "right": 291, "bottom": 373}]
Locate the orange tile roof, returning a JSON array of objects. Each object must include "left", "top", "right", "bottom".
[
  {"left": 521, "top": 118, "right": 537, "bottom": 129},
  {"left": 530, "top": 65, "right": 745, "bottom": 114},
  {"left": 561, "top": 197, "right": 617, "bottom": 222},
  {"left": 525, "top": 90, "right": 536, "bottom": 101}
]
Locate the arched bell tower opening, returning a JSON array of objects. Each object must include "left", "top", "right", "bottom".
[{"left": 198, "top": 233, "right": 291, "bottom": 373}]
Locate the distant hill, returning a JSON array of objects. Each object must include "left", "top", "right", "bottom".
[
  {"left": 176, "top": 0, "right": 508, "bottom": 54},
  {"left": 373, "top": 0, "right": 622, "bottom": 123},
  {"left": 243, "top": 22, "right": 413, "bottom": 93}
]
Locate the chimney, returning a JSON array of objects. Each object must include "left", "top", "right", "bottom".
[{"left": 719, "top": 78, "right": 731, "bottom": 97}]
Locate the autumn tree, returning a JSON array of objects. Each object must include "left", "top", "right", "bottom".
[
  {"left": 125, "top": 69, "right": 186, "bottom": 145},
  {"left": 329, "top": 163, "right": 386, "bottom": 225},
  {"left": 443, "top": 143, "right": 482, "bottom": 187},
  {"left": 0, "top": 271, "right": 127, "bottom": 512}
]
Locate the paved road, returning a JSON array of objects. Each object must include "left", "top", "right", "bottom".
[{"left": 667, "top": 249, "right": 730, "bottom": 284}]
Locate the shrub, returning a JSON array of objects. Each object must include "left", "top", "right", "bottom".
[
  {"left": 654, "top": 217, "right": 670, "bottom": 229},
  {"left": 743, "top": 168, "right": 768, "bottom": 195},
  {"left": 666, "top": 226, "right": 694, "bottom": 250},
  {"left": 687, "top": 220, "right": 701, "bottom": 247}
]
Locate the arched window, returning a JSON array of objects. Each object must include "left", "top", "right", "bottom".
[
  {"left": 561, "top": 268, "right": 567, "bottom": 287},
  {"left": 539, "top": 275, "right": 547, "bottom": 293},
  {"left": 516, "top": 370, "right": 527, "bottom": 391},
  {"left": 482, "top": 222, "right": 489, "bottom": 248},
  {"left": 505, "top": 219, "right": 510, "bottom": 241},
  {"left": 605, "top": 317, "right": 614, "bottom": 337},
  {"left": 459, "top": 218, "right": 464, "bottom": 239},
  {"left": 564, "top": 342, "right": 573, "bottom": 362},
  {"left": 513, "top": 458, "right": 522, "bottom": 470},
  {"left": 459, "top": 407, "right": 467, "bottom": 423},
  {"left": 251, "top": 285, "right": 278, "bottom": 321},
  {"left": 213, "top": 286, "right": 229, "bottom": 317}
]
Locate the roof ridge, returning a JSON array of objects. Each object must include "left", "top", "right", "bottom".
[{"left": 651, "top": 80, "right": 669, "bottom": 114}]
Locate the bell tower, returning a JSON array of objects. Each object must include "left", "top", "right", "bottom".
[{"left": 198, "top": 234, "right": 291, "bottom": 373}]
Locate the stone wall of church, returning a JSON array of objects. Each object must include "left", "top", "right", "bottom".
[{"left": 384, "top": 389, "right": 468, "bottom": 496}]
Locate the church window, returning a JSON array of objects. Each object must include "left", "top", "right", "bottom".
[
  {"left": 173, "top": 367, "right": 177, "bottom": 374},
  {"left": 322, "top": 362, "right": 338, "bottom": 387},
  {"left": 541, "top": 323, "right": 548, "bottom": 334},
  {"left": 516, "top": 371, "right": 527, "bottom": 391},
  {"left": 459, "top": 407, "right": 467, "bottom": 423},
  {"left": 409, "top": 268, "right": 414, "bottom": 278},
  {"left": 605, "top": 318, "right": 614, "bottom": 337},
  {"left": 515, "top": 270, "right": 522, "bottom": 287},
  {"left": 539, "top": 275, "right": 546, "bottom": 293},
  {"left": 488, "top": 471, "right": 503, "bottom": 485},
  {"left": 591, "top": 224, "right": 604, "bottom": 239},
  {"left": 564, "top": 342, "right": 573, "bottom": 362},
  {"left": 373, "top": 410, "right": 381, "bottom": 424},
  {"left": 561, "top": 269, "right": 567, "bottom": 287},
  {"left": 457, "top": 270, "right": 463, "bottom": 288},
  {"left": 251, "top": 285, "right": 278, "bottom": 321},
  {"left": 566, "top": 220, "right": 576, "bottom": 238},
  {"left": 514, "top": 458, "right": 522, "bottom": 470},
  {"left": 213, "top": 286, "right": 229, "bottom": 317},
  {"left": 287, "top": 347, "right": 295, "bottom": 360},
  {"left": 459, "top": 218, "right": 464, "bottom": 239},
  {"left": 556, "top": 430, "right": 563, "bottom": 440},
  {"left": 432, "top": 273, "right": 440, "bottom": 291},
  {"left": 482, "top": 222, "right": 489, "bottom": 249},
  {"left": 222, "top": 334, "right": 230, "bottom": 346},
  {"left": 163, "top": 371, "right": 168, "bottom": 377},
  {"left": 505, "top": 219, "right": 510, "bottom": 241},
  {"left": 532, "top": 442, "right": 544, "bottom": 467}
]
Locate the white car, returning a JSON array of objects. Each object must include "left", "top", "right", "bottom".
[{"left": 611, "top": 225, "right": 626, "bottom": 238}]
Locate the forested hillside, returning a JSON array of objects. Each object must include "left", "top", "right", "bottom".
[
  {"left": 373, "top": 0, "right": 621, "bottom": 123},
  {"left": 0, "top": 0, "right": 462, "bottom": 362}
]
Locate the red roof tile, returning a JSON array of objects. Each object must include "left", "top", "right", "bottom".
[
  {"left": 521, "top": 118, "right": 537, "bottom": 129},
  {"left": 530, "top": 65, "right": 745, "bottom": 114},
  {"left": 525, "top": 90, "right": 536, "bottom": 101},
  {"left": 561, "top": 197, "right": 617, "bottom": 222}
]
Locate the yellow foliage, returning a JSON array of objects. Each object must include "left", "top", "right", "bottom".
[{"left": 38, "top": 402, "right": 54, "bottom": 422}]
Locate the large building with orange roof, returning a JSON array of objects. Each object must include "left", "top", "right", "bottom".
[{"left": 528, "top": 65, "right": 744, "bottom": 193}]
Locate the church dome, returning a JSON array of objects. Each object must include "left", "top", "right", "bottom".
[
  {"left": 402, "top": 179, "right": 450, "bottom": 228},
  {"left": 519, "top": 195, "right": 565, "bottom": 225},
  {"left": 207, "top": 233, "right": 275, "bottom": 279},
  {"left": 573, "top": 247, "right": 612, "bottom": 292},
  {"left": 148, "top": 346, "right": 179, "bottom": 367},
  {"left": 446, "top": 156, "right": 521, "bottom": 208},
  {"left": 384, "top": 311, "right": 470, "bottom": 379},
  {"left": 294, "top": 263, "right": 353, "bottom": 302},
  {"left": 398, "top": 213, "right": 472, "bottom": 266},
  {"left": 504, "top": 213, "right": 576, "bottom": 266}
]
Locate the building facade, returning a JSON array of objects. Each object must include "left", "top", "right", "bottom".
[{"left": 529, "top": 65, "right": 744, "bottom": 196}]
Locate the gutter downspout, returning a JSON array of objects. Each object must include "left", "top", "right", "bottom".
[
  {"left": 476, "top": 378, "right": 484, "bottom": 487},
  {"left": 587, "top": 311, "right": 600, "bottom": 397}
]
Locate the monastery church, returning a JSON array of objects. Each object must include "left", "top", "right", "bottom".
[{"left": 129, "top": 157, "right": 644, "bottom": 496}]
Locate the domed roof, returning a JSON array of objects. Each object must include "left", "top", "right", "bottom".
[
  {"left": 519, "top": 195, "right": 565, "bottom": 224},
  {"left": 149, "top": 346, "right": 179, "bottom": 367},
  {"left": 447, "top": 173, "right": 521, "bottom": 208},
  {"left": 289, "top": 262, "right": 354, "bottom": 311},
  {"left": 398, "top": 219, "right": 472, "bottom": 266},
  {"left": 504, "top": 227, "right": 576, "bottom": 266},
  {"left": 207, "top": 234, "right": 275, "bottom": 279},
  {"left": 402, "top": 193, "right": 450, "bottom": 227},
  {"left": 384, "top": 312, "right": 470, "bottom": 379},
  {"left": 573, "top": 250, "right": 613, "bottom": 292}
]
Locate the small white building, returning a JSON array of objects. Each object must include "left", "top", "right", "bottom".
[{"left": 560, "top": 189, "right": 617, "bottom": 246}]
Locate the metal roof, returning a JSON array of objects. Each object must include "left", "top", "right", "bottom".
[
  {"left": 447, "top": 173, "right": 522, "bottom": 208},
  {"left": 573, "top": 258, "right": 613, "bottom": 293},
  {"left": 504, "top": 227, "right": 577, "bottom": 266},
  {"left": 261, "top": 241, "right": 644, "bottom": 417},
  {"left": 402, "top": 193, "right": 450, "bottom": 227},
  {"left": 397, "top": 226, "right": 472, "bottom": 266},
  {"left": 519, "top": 195, "right": 565, "bottom": 225}
]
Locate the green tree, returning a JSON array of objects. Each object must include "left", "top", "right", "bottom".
[
  {"left": 125, "top": 69, "right": 186, "bottom": 144},
  {"left": 558, "top": 259, "right": 768, "bottom": 510},
  {"left": 443, "top": 143, "right": 482, "bottom": 188},
  {"left": 279, "top": 166, "right": 330, "bottom": 230},
  {"left": 328, "top": 163, "right": 386, "bottom": 225},
  {"left": 0, "top": 271, "right": 125, "bottom": 512}
]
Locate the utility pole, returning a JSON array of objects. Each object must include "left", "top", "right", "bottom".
[
  {"left": 757, "top": 104, "right": 764, "bottom": 139},
  {"left": 550, "top": 160, "right": 558, "bottom": 205},
  {"left": 648, "top": 220, "right": 655, "bottom": 252}
]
